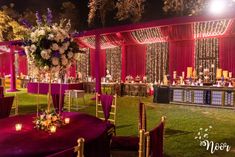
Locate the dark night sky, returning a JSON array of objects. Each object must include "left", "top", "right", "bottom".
[{"left": 0, "top": 0, "right": 165, "bottom": 31}]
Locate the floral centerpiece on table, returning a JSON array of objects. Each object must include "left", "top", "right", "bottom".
[
  {"left": 23, "top": 9, "right": 81, "bottom": 131},
  {"left": 34, "top": 110, "right": 65, "bottom": 131},
  {"left": 23, "top": 8, "right": 80, "bottom": 74}
]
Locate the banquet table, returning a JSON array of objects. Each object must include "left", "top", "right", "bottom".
[
  {"left": 0, "top": 112, "right": 110, "bottom": 157},
  {"left": 27, "top": 82, "right": 84, "bottom": 111}
]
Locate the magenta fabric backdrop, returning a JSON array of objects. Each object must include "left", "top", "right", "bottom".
[
  {"left": 169, "top": 40, "right": 194, "bottom": 78},
  {"left": 125, "top": 44, "right": 146, "bottom": 78},
  {"left": 121, "top": 45, "right": 126, "bottom": 81},
  {"left": 219, "top": 37, "right": 235, "bottom": 76},
  {"left": 0, "top": 53, "right": 11, "bottom": 75},
  {"left": 18, "top": 55, "right": 28, "bottom": 75},
  {"left": 167, "top": 24, "right": 194, "bottom": 78},
  {"left": 90, "top": 48, "right": 106, "bottom": 78}
]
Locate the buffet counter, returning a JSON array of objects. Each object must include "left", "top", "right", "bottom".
[
  {"left": 170, "top": 86, "right": 235, "bottom": 107},
  {"left": 83, "top": 82, "right": 149, "bottom": 96},
  {"left": 153, "top": 85, "right": 235, "bottom": 107}
]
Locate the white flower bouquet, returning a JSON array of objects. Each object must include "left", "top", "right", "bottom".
[{"left": 23, "top": 8, "right": 81, "bottom": 73}]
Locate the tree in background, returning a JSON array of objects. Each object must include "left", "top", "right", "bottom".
[
  {"left": 88, "top": 0, "right": 145, "bottom": 27},
  {"left": 0, "top": 1, "right": 81, "bottom": 35},
  {"left": 59, "top": 1, "right": 80, "bottom": 32},
  {"left": 162, "top": 0, "right": 206, "bottom": 16},
  {"left": 0, "top": 10, "right": 27, "bottom": 41}
]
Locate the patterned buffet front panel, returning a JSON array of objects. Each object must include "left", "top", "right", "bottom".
[
  {"left": 183, "top": 89, "right": 193, "bottom": 103},
  {"left": 224, "top": 91, "right": 234, "bottom": 106},
  {"left": 173, "top": 89, "right": 183, "bottom": 102},
  {"left": 193, "top": 90, "right": 204, "bottom": 104},
  {"left": 211, "top": 91, "right": 223, "bottom": 106},
  {"left": 170, "top": 86, "right": 235, "bottom": 108}
]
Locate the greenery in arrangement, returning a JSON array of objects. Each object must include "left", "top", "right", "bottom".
[
  {"left": 23, "top": 8, "right": 81, "bottom": 74},
  {"left": 34, "top": 110, "right": 65, "bottom": 131}
]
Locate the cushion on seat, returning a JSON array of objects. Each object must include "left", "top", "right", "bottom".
[{"left": 111, "top": 136, "right": 139, "bottom": 151}]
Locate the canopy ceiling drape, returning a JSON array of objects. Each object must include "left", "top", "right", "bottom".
[{"left": 79, "top": 17, "right": 235, "bottom": 81}]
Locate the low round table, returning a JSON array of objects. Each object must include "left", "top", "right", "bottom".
[{"left": 0, "top": 112, "right": 110, "bottom": 157}]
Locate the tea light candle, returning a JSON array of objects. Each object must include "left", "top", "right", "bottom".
[
  {"left": 182, "top": 72, "right": 185, "bottom": 79},
  {"left": 173, "top": 71, "right": 177, "bottom": 79},
  {"left": 15, "top": 123, "right": 22, "bottom": 131},
  {"left": 50, "top": 126, "right": 56, "bottom": 133},
  {"left": 65, "top": 118, "right": 70, "bottom": 124}
]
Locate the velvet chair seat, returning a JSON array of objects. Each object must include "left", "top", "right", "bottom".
[
  {"left": 111, "top": 136, "right": 139, "bottom": 151},
  {"left": 0, "top": 96, "right": 14, "bottom": 119}
]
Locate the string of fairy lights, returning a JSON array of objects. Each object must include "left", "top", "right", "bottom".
[
  {"left": 106, "top": 47, "right": 121, "bottom": 81},
  {"left": 193, "top": 19, "right": 231, "bottom": 38},
  {"left": 146, "top": 42, "right": 168, "bottom": 83},
  {"left": 131, "top": 27, "right": 166, "bottom": 44},
  {"left": 77, "top": 19, "right": 232, "bottom": 81},
  {"left": 195, "top": 38, "right": 219, "bottom": 81},
  {"left": 79, "top": 19, "right": 231, "bottom": 46},
  {"left": 80, "top": 35, "right": 118, "bottom": 49}
]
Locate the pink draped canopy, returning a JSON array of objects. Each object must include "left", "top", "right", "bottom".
[{"left": 76, "top": 16, "right": 235, "bottom": 82}]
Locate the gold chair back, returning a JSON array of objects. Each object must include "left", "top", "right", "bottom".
[
  {"left": 95, "top": 93, "right": 117, "bottom": 125},
  {"left": 12, "top": 93, "right": 19, "bottom": 115},
  {"left": 139, "top": 116, "right": 166, "bottom": 157},
  {"left": 75, "top": 138, "right": 85, "bottom": 157},
  {"left": 138, "top": 102, "right": 147, "bottom": 131}
]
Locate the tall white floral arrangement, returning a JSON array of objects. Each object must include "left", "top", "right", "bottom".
[{"left": 23, "top": 9, "right": 80, "bottom": 74}]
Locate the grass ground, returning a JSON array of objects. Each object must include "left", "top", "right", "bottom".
[{"left": 5, "top": 89, "right": 235, "bottom": 157}]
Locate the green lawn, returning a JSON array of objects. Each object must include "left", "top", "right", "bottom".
[{"left": 5, "top": 89, "right": 235, "bottom": 157}]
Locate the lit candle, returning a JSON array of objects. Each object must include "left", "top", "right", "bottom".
[
  {"left": 187, "top": 67, "right": 192, "bottom": 78},
  {"left": 173, "top": 71, "right": 177, "bottom": 79},
  {"left": 229, "top": 72, "right": 232, "bottom": 78},
  {"left": 50, "top": 126, "right": 56, "bottom": 133},
  {"left": 65, "top": 118, "right": 70, "bottom": 124},
  {"left": 182, "top": 72, "right": 185, "bottom": 79},
  {"left": 223, "top": 70, "right": 228, "bottom": 79},
  {"left": 15, "top": 123, "right": 22, "bottom": 131}
]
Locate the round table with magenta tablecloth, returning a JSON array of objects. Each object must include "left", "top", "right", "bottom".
[
  {"left": 0, "top": 112, "right": 110, "bottom": 157},
  {"left": 27, "top": 82, "right": 84, "bottom": 111}
]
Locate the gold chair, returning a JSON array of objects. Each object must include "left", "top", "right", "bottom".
[
  {"left": 138, "top": 102, "right": 147, "bottom": 131},
  {"left": 138, "top": 129, "right": 150, "bottom": 157},
  {"left": 110, "top": 102, "right": 147, "bottom": 157},
  {"left": 64, "top": 90, "right": 86, "bottom": 112},
  {"left": 95, "top": 93, "right": 117, "bottom": 125},
  {"left": 74, "top": 138, "right": 85, "bottom": 157},
  {"left": 64, "top": 90, "right": 72, "bottom": 112},
  {"left": 11, "top": 93, "right": 19, "bottom": 115},
  {"left": 139, "top": 116, "right": 166, "bottom": 157},
  {"left": 96, "top": 92, "right": 117, "bottom": 136}
]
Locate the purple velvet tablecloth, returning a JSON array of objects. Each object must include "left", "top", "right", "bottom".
[
  {"left": 27, "top": 83, "right": 84, "bottom": 95},
  {"left": 0, "top": 112, "right": 110, "bottom": 157},
  {"left": 27, "top": 83, "right": 84, "bottom": 111}
]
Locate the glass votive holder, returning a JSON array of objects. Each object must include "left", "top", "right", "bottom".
[
  {"left": 50, "top": 126, "right": 56, "bottom": 133},
  {"left": 15, "top": 123, "right": 22, "bottom": 131},
  {"left": 65, "top": 118, "right": 70, "bottom": 124}
]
